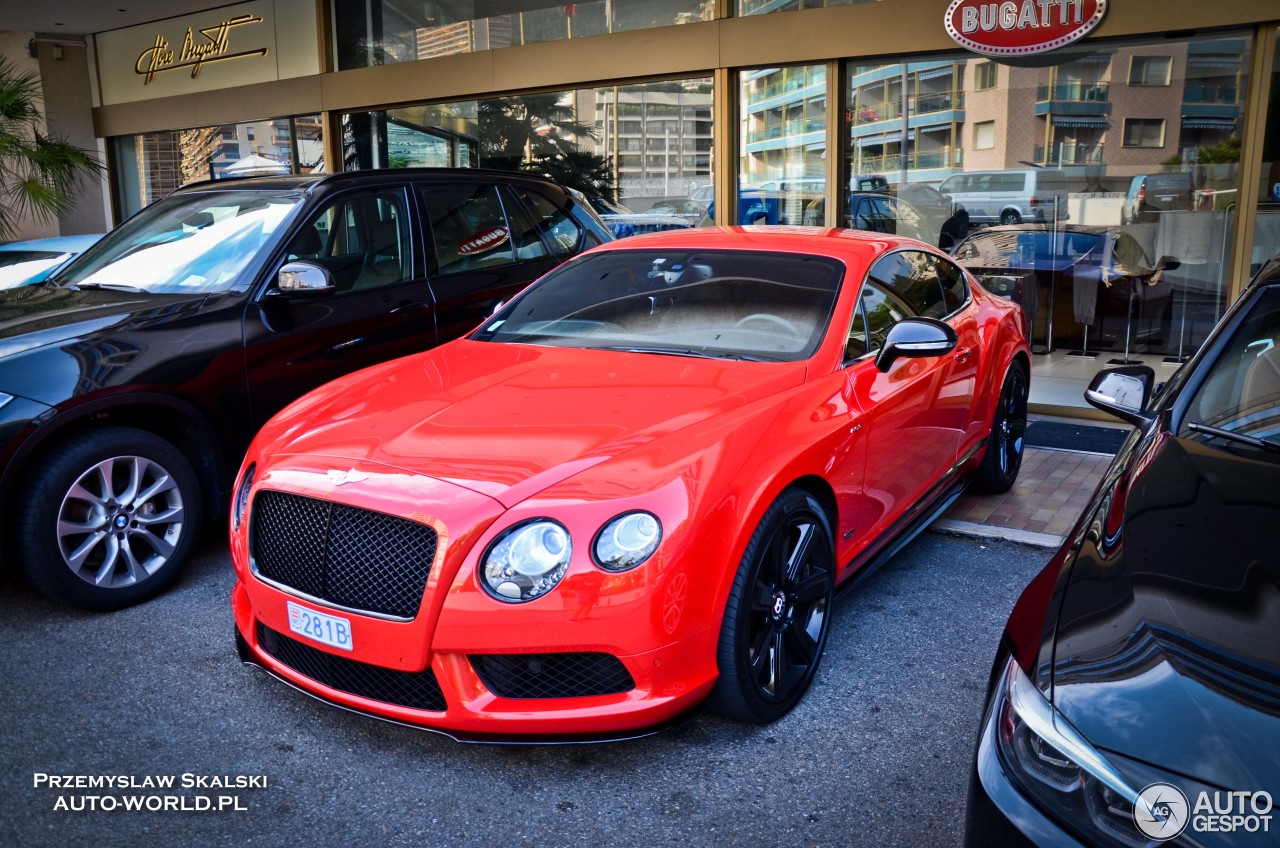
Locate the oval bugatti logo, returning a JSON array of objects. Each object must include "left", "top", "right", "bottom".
[
  {"left": 457, "top": 226, "right": 510, "bottom": 256},
  {"left": 945, "top": 0, "right": 1107, "bottom": 57}
]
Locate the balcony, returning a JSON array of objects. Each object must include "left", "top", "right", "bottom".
[
  {"left": 850, "top": 92, "right": 964, "bottom": 127},
  {"left": 1182, "top": 86, "right": 1237, "bottom": 105},
  {"left": 746, "top": 117, "right": 826, "bottom": 145},
  {"left": 1034, "top": 143, "right": 1104, "bottom": 165},
  {"left": 1034, "top": 82, "right": 1111, "bottom": 118},
  {"left": 855, "top": 150, "right": 962, "bottom": 173}
]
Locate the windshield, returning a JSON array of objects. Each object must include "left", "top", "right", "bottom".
[
  {"left": 473, "top": 248, "right": 844, "bottom": 362},
  {"left": 953, "top": 230, "right": 1102, "bottom": 270},
  {"left": 55, "top": 190, "right": 302, "bottom": 293},
  {"left": 1178, "top": 286, "right": 1280, "bottom": 454},
  {"left": 0, "top": 251, "right": 71, "bottom": 289}
]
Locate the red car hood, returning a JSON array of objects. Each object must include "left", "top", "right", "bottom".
[{"left": 269, "top": 340, "right": 808, "bottom": 507}]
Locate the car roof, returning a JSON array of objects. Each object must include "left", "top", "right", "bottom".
[
  {"left": 588, "top": 225, "right": 920, "bottom": 263},
  {"left": 0, "top": 234, "right": 103, "bottom": 252},
  {"left": 174, "top": 167, "right": 565, "bottom": 195}
]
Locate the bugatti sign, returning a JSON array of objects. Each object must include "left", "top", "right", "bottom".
[{"left": 945, "top": 0, "right": 1108, "bottom": 57}]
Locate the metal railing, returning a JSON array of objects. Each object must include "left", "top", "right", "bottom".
[
  {"left": 1035, "top": 82, "right": 1110, "bottom": 102},
  {"left": 1034, "top": 143, "right": 1104, "bottom": 164}
]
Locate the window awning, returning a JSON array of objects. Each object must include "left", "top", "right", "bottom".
[
  {"left": 917, "top": 123, "right": 953, "bottom": 134},
  {"left": 1187, "top": 56, "right": 1241, "bottom": 69},
  {"left": 916, "top": 66, "right": 954, "bottom": 81},
  {"left": 857, "top": 130, "right": 916, "bottom": 147},
  {"left": 1052, "top": 115, "right": 1109, "bottom": 128},
  {"left": 1181, "top": 117, "right": 1237, "bottom": 129}
]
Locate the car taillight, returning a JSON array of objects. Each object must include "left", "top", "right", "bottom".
[
  {"left": 1137, "top": 185, "right": 1146, "bottom": 205},
  {"left": 1029, "top": 195, "right": 1040, "bottom": 206}
]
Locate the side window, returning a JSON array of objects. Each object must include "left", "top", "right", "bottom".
[
  {"left": 861, "top": 283, "right": 907, "bottom": 352},
  {"left": 420, "top": 183, "right": 518, "bottom": 276},
  {"left": 515, "top": 187, "right": 583, "bottom": 257},
  {"left": 867, "top": 250, "right": 947, "bottom": 319},
  {"left": 498, "top": 186, "right": 549, "bottom": 261},
  {"left": 288, "top": 190, "right": 410, "bottom": 293},
  {"left": 845, "top": 292, "right": 871, "bottom": 361},
  {"left": 933, "top": 255, "right": 969, "bottom": 314}
]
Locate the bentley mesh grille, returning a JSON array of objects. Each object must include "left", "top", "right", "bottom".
[
  {"left": 470, "top": 653, "right": 636, "bottom": 699},
  {"left": 256, "top": 622, "right": 446, "bottom": 712},
  {"left": 251, "top": 490, "right": 437, "bottom": 619}
]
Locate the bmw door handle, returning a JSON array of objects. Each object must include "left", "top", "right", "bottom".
[
  {"left": 390, "top": 300, "right": 428, "bottom": 315},
  {"left": 328, "top": 337, "right": 365, "bottom": 353}
]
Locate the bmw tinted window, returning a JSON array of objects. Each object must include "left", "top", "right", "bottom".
[{"left": 420, "top": 183, "right": 518, "bottom": 275}]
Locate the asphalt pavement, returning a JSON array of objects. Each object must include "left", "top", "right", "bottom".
[{"left": 0, "top": 528, "right": 1047, "bottom": 848}]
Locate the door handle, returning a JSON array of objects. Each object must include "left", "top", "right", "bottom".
[
  {"left": 954, "top": 346, "right": 974, "bottom": 361},
  {"left": 390, "top": 300, "right": 428, "bottom": 315},
  {"left": 328, "top": 337, "right": 364, "bottom": 353}
]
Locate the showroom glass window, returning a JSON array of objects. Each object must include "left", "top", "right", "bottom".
[
  {"left": 739, "top": 0, "right": 883, "bottom": 15},
  {"left": 1250, "top": 27, "right": 1280, "bottom": 278},
  {"left": 112, "top": 115, "right": 324, "bottom": 217},
  {"left": 342, "top": 79, "right": 714, "bottom": 237},
  {"left": 739, "top": 64, "right": 827, "bottom": 226},
  {"left": 332, "top": 0, "right": 710, "bottom": 70},
  {"left": 844, "top": 33, "right": 1251, "bottom": 370}
]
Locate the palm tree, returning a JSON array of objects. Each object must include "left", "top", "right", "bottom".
[{"left": 0, "top": 58, "right": 103, "bottom": 241}]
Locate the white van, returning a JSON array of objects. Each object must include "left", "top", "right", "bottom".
[{"left": 937, "top": 169, "right": 1071, "bottom": 225}]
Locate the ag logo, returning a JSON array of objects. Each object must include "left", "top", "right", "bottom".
[{"left": 1135, "top": 783, "right": 1190, "bottom": 841}]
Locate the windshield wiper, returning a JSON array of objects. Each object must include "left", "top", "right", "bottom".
[
  {"left": 1186, "top": 421, "right": 1280, "bottom": 452},
  {"left": 72, "top": 283, "right": 147, "bottom": 293},
  {"left": 595, "top": 345, "right": 778, "bottom": 362}
]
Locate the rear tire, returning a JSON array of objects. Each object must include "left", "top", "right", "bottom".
[
  {"left": 973, "top": 364, "right": 1029, "bottom": 494},
  {"left": 1000, "top": 210, "right": 1022, "bottom": 226},
  {"left": 17, "top": 426, "right": 203, "bottom": 610},
  {"left": 709, "top": 488, "right": 835, "bottom": 724}
]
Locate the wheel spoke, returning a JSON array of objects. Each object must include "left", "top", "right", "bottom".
[
  {"left": 765, "top": 631, "right": 785, "bottom": 695},
  {"left": 65, "top": 530, "right": 109, "bottom": 570},
  {"left": 119, "top": 457, "right": 143, "bottom": 507},
  {"left": 130, "top": 527, "right": 174, "bottom": 559},
  {"left": 793, "top": 571, "right": 829, "bottom": 605},
  {"left": 93, "top": 459, "right": 118, "bottom": 503},
  {"left": 134, "top": 505, "right": 184, "bottom": 526},
  {"left": 751, "top": 579, "right": 777, "bottom": 612},
  {"left": 749, "top": 625, "right": 773, "bottom": 675},
  {"left": 784, "top": 522, "right": 814, "bottom": 583},
  {"left": 58, "top": 515, "right": 107, "bottom": 536},
  {"left": 66, "top": 482, "right": 108, "bottom": 508},
  {"left": 91, "top": 535, "right": 121, "bottom": 585},
  {"left": 786, "top": 617, "right": 819, "bottom": 665},
  {"left": 132, "top": 472, "right": 176, "bottom": 509}
]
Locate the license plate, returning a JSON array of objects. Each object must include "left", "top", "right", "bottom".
[{"left": 287, "top": 601, "right": 353, "bottom": 652}]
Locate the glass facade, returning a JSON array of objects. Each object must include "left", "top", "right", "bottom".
[
  {"left": 113, "top": 116, "right": 324, "bottom": 218},
  {"left": 343, "top": 78, "right": 714, "bottom": 236},
  {"left": 1253, "top": 28, "right": 1280, "bottom": 278},
  {"left": 332, "top": 0, "right": 713, "bottom": 69},
  {"left": 740, "top": 65, "right": 826, "bottom": 226},
  {"left": 838, "top": 33, "right": 1252, "bottom": 406},
  {"left": 739, "top": 0, "right": 881, "bottom": 14}
]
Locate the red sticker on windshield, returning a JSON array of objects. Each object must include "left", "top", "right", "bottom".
[{"left": 457, "top": 227, "right": 510, "bottom": 256}]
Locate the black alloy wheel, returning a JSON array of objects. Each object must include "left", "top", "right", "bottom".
[
  {"left": 711, "top": 488, "right": 835, "bottom": 724},
  {"left": 974, "top": 364, "right": 1029, "bottom": 493}
]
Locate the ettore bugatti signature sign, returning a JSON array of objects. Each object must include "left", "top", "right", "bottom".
[
  {"left": 945, "top": 0, "right": 1108, "bottom": 57},
  {"left": 134, "top": 13, "right": 268, "bottom": 84}
]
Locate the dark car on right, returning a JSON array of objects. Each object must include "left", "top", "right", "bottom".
[{"left": 965, "top": 255, "right": 1280, "bottom": 846}]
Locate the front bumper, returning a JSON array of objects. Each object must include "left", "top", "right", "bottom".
[{"left": 232, "top": 579, "right": 716, "bottom": 741}]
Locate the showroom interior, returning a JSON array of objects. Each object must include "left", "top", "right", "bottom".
[{"left": 6, "top": 0, "right": 1280, "bottom": 416}]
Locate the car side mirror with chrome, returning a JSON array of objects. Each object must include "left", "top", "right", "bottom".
[
  {"left": 276, "top": 261, "right": 336, "bottom": 297},
  {"left": 874, "top": 317, "right": 958, "bottom": 373},
  {"left": 1084, "top": 365, "right": 1155, "bottom": 427}
]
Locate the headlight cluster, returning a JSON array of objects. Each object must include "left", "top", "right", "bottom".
[
  {"left": 992, "top": 656, "right": 1148, "bottom": 847},
  {"left": 232, "top": 463, "right": 255, "bottom": 530},
  {"left": 480, "top": 512, "right": 661, "bottom": 603}
]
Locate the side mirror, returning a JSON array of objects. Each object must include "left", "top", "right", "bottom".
[
  {"left": 875, "top": 317, "right": 958, "bottom": 373},
  {"left": 276, "top": 261, "right": 335, "bottom": 297},
  {"left": 1085, "top": 365, "right": 1155, "bottom": 427},
  {"left": 1154, "top": 255, "right": 1181, "bottom": 271}
]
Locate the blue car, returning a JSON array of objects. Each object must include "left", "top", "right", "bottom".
[{"left": 0, "top": 234, "right": 103, "bottom": 289}]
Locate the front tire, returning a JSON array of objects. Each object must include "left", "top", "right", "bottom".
[
  {"left": 710, "top": 488, "right": 835, "bottom": 724},
  {"left": 1000, "top": 209, "right": 1022, "bottom": 226},
  {"left": 17, "top": 426, "right": 203, "bottom": 610},
  {"left": 973, "top": 364, "right": 1029, "bottom": 494}
]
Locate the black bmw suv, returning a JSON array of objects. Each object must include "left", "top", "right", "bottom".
[{"left": 0, "top": 168, "right": 610, "bottom": 610}]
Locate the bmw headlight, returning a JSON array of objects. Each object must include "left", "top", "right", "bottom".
[
  {"left": 991, "top": 656, "right": 1151, "bottom": 847},
  {"left": 593, "top": 512, "right": 661, "bottom": 571},
  {"left": 232, "top": 463, "right": 255, "bottom": 530},
  {"left": 481, "top": 520, "right": 571, "bottom": 602}
]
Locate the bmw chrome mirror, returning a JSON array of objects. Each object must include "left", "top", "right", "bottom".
[
  {"left": 277, "top": 261, "right": 336, "bottom": 297},
  {"left": 875, "top": 317, "right": 958, "bottom": 372},
  {"left": 1085, "top": 366, "right": 1155, "bottom": 427}
]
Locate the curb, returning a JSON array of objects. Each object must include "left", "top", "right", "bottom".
[{"left": 931, "top": 519, "right": 1064, "bottom": 549}]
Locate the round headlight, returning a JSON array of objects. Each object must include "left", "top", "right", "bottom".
[
  {"left": 593, "top": 512, "right": 661, "bottom": 572},
  {"left": 232, "top": 463, "right": 255, "bottom": 530},
  {"left": 481, "top": 520, "right": 572, "bottom": 603}
]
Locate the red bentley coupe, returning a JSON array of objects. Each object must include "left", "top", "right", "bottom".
[{"left": 231, "top": 227, "right": 1030, "bottom": 740}]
